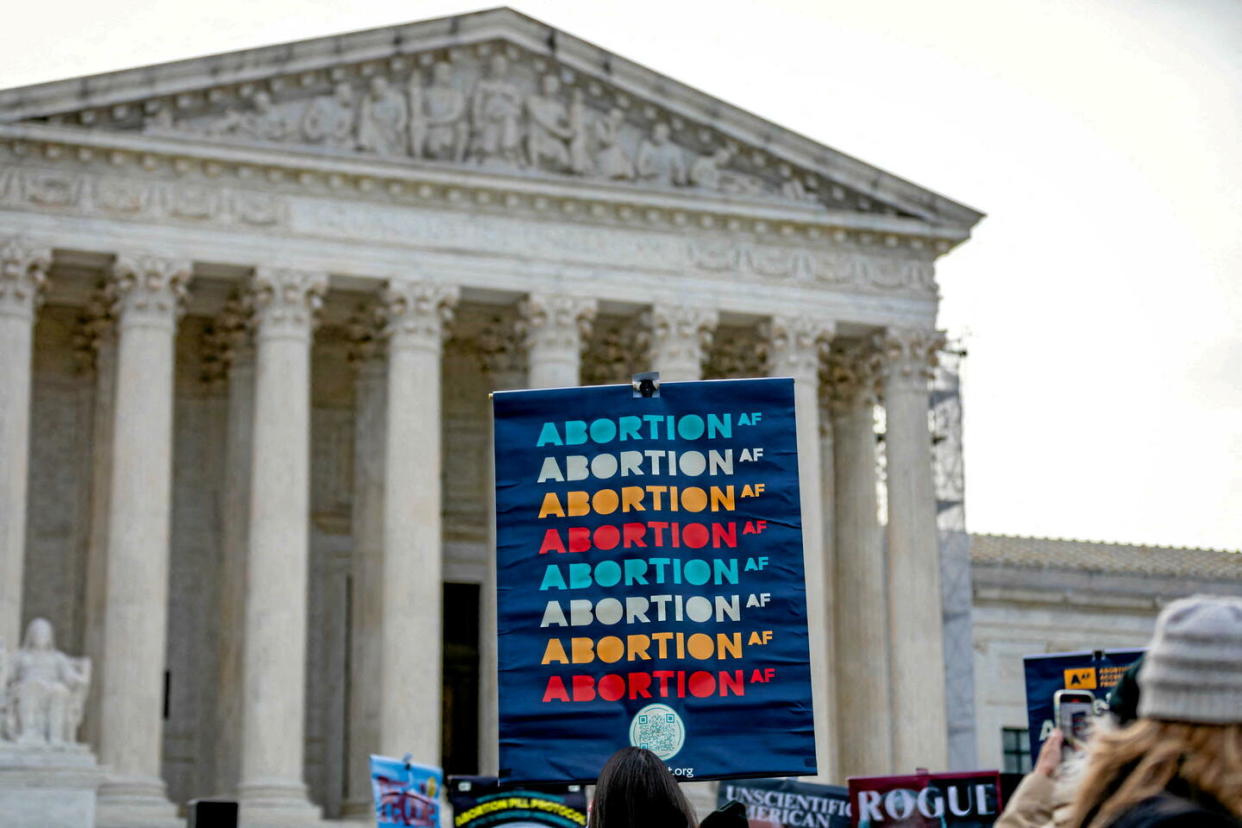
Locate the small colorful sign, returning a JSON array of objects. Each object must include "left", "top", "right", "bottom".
[
  {"left": 719, "top": 777, "right": 851, "bottom": 828},
  {"left": 493, "top": 378, "right": 817, "bottom": 782},
  {"left": 848, "top": 771, "right": 1001, "bottom": 827},
  {"left": 371, "top": 754, "right": 442, "bottom": 828},
  {"left": 448, "top": 776, "right": 587, "bottom": 828},
  {"left": 1023, "top": 648, "right": 1144, "bottom": 761}
]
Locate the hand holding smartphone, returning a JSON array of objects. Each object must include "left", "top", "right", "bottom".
[{"left": 1054, "top": 689, "right": 1096, "bottom": 758}]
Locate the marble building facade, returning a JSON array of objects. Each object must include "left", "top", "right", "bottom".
[{"left": 0, "top": 8, "right": 987, "bottom": 825}]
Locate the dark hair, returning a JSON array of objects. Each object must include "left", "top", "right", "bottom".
[{"left": 589, "top": 747, "right": 696, "bottom": 828}]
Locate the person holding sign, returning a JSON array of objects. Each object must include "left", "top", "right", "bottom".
[{"left": 1067, "top": 595, "right": 1242, "bottom": 828}]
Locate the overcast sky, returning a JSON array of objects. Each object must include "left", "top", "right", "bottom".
[{"left": 4, "top": 0, "right": 1239, "bottom": 551}]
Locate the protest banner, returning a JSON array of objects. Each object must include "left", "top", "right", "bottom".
[
  {"left": 1022, "top": 648, "right": 1144, "bottom": 761},
  {"left": 848, "top": 771, "right": 1001, "bottom": 827},
  {"left": 448, "top": 776, "right": 587, "bottom": 828},
  {"left": 371, "top": 755, "right": 443, "bottom": 828},
  {"left": 718, "top": 777, "right": 850, "bottom": 828},
  {"left": 492, "top": 378, "right": 816, "bottom": 782}
]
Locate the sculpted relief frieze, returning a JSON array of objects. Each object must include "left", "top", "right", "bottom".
[
  {"left": 0, "top": 161, "right": 934, "bottom": 296},
  {"left": 0, "top": 167, "right": 287, "bottom": 228},
  {"left": 74, "top": 44, "right": 866, "bottom": 212}
]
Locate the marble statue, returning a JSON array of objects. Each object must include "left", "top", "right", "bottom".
[
  {"left": 689, "top": 147, "right": 731, "bottom": 190},
  {"left": 210, "top": 91, "right": 290, "bottom": 142},
  {"left": 2, "top": 619, "right": 90, "bottom": 745},
  {"left": 525, "top": 74, "right": 573, "bottom": 172},
  {"left": 301, "top": 82, "right": 356, "bottom": 149},
  {"left": 407, "top": 76, "right": 427, "bottom": 158},
  {"left": 470, "top": 54, "right": 524, "bottom": 165},
  {"left": 357, "top": 77, "right": 408, "bottom": 157},
  {"left": 593, "top": 108, "right": 634, "bottom": 180},
  {"left": 567, "top": 89, "right": 592, "bottom": 175},
  {"left": 636, "top": 123, "right": 686, "bottom": 186},
  {"left": 779, "top": 163, "right": 818, "bottom": 203},
  {"left": 421, "top": 62, "right": 469, "bottom": 162}
]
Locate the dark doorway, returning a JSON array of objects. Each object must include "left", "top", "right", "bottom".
[{"left": 442, "top": 582, "right": 480, "bottom": 773}]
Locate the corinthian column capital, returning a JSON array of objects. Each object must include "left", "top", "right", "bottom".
[
  {"left": 876, "top": 327, "right": 945, "bottom": 389},
  {"left": 109, "top": 253, "right": 191, "bottom": 328},
  {"left": 641, "top": 304, "right": 717, "bottom": 379},
  {"left": 247, "top": 267, "right": 328, "bottom": 339},
  {"left": 517, "top": 294, "right": 597, "bottom": 355},
  {"left": 0, "top": 239, "right": 52, "bottom": 321},
  {"left": 763, "top": 314, "right": 834, "bottom": 380},
  {"left": 381, "top": 280, "right": 459, "bottom": 352},
  {"left": 824, "top": 340, "right": 883, "bottom": 413}
]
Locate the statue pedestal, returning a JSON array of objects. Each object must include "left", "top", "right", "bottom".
[{"left": 0, "top": 742, "right": 102, "bottom": 828}]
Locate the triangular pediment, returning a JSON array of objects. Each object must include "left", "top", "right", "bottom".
[{"left": 0, "top": 8, "right": 981, "bottom": 230}]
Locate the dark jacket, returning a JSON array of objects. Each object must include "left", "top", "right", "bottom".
[{"left": 1106, "top": 792, "right": 1240, "bottom": 828}]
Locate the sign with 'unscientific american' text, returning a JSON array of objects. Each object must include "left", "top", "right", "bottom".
[{"left": 492, "top": 378, "right": 816, "bottom": 782}]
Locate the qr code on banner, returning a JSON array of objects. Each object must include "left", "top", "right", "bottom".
[{"left": 629, "top": 704, "right": 685, "bottom": 761}]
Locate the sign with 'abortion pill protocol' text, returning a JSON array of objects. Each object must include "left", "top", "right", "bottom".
[{"left": 492, "top": 378, "right": 816, "bottom": 782}]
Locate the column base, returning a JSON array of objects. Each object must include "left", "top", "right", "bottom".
[
  {"left": 239, "top": 779, "right": 323, "bottom": 826},
  {"left": 95, "top": 770, "right": 180, "bottom": 827},
  {"left": 0, "top": 743, "right": 103, "bottom": 828}
]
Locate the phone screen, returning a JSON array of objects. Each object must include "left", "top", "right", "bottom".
[{"left": 1057, "top": 698, "right": 1095, "bottom": 751}]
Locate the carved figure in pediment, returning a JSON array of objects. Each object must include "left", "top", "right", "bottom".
[
  {"left": 526, "top": 74, "right": 573, "bottom": 172},
  {"left": 357, "top": 76, "right": 408, "bottom": 157},
  {"left": 210, "top": 91, "right": 291, "bottom": 142},
  {"left": 593, "top": 108, "right": 634, "bottom": 180},
  {"left": 689, "top": 147, "right": 731, "bottom": 190},
  {"left": 637, "top": 123, "right": 687, "bottom": 186},
  {"left": 470, "top": 54, "right": 524, "bottom": 165},
  {"left": 420, "top": 61, "right": 469, "bottom": 162},
  {"left": 407, "top": 76, "right": 427, "bottom": 158},
  {"left": 3, "top": 619, "right": 90, "bottom": 745},
  {"left": 567, "top": 89, "right": 592, "bottom": 175},
  {"left": 779, "top": 163, "right": 818, "bottom": 203},
  {"left": 301, "top": 82, "right": 356, "bottom": 149}
]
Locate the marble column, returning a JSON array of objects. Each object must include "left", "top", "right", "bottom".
[
  {"left": 518, "top": 294, "right": 596, "bottom": 389},
  {"left": 477, "top": 315, "right": 528, "bottom": 776},
  {"left": 879, "top": 328, "right": 948, "bottom": 771},
  {"left": 766, "top": 314, "right": 836, "bottom": 782},
  {"left": 79, "top": 297, "right": 115, "bottom": 753},
  {"left": 377, "top": 281, "right": 459, "bottom": 762},
  {"left": 95, "top": 253, "right": 190, "bottom": 822},
  {"left": 643, "top": 303, "right": 717, "bottom": 382},
  {"left": 344, "top": 316, "right": 386, "bottom": 818},
  {"left": 826, "top": 341, "right": 892, "bottom": 777},
  {"left": 238, "top": 267, "right": 327, "bottom": 823},
  {"left": 211, "top": 299, "right": 254, "bottom": 799},
  {"left": 0, "top": 239, "right": 50, "bottom": 651}
]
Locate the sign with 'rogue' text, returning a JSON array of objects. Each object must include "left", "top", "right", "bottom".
[
  {"left": 848, "top": 771, "right": 1001, "bottom": 827},
  {"left": 492, "top": 378, "right": 816, "bottom": 782}
]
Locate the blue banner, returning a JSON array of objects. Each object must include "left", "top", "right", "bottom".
[
  {"left": 371, "top": 755, "right": 442, "bottom": 828},
  {"left": 448, "top": 776, "right": 587, "bottom": 828},
  {"left": 1022, "top": 648, "right": 1144, "bottom": 761},
  {"left": 719, "top": 777, "right": 850, "bottom": 828},
  {"left": 493, "top": 378, "right": 816, "bottom": 782}
]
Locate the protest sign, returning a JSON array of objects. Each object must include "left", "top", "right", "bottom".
[
  {"left": 718, "top": 777, "right": 850, "bottom": 828},
  {"left": 848, "top": 771, "right": 1001, "bottom": 827},
  {"left": 492, "top": 378, "right": 816, "bottom": 782},
  {"left": 371, "top": 755, "right": 443, "bottom": 828},
  {"left": 1022, "top": 648, "right": 1144, "bottom": 761},
  {"left": 448, "top": 776, "right": 587, "bottom": 828}
]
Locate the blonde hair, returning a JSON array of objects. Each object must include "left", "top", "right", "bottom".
[{"left": 1067, "top": 718, "right": 1242, "bottom": 828}]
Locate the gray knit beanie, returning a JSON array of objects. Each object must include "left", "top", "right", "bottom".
[{"left": 1137, "top": 594, "right": 1242, "bottom": 724}]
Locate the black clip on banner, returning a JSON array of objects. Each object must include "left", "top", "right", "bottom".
[{"left": 632, "top": 371, "right": 660, "bottom": 399}]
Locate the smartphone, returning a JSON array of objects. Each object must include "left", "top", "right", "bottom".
[{"left": 1054, "top": 689, "right": 1096, "bottom": 756}]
